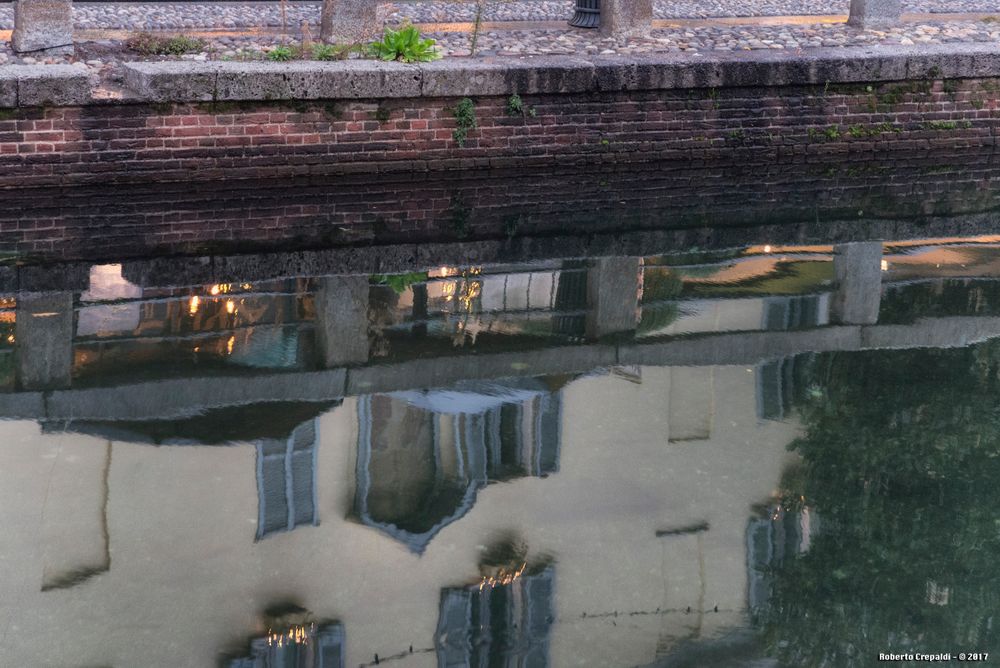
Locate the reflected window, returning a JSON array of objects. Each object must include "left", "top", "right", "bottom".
[
  {"left": 761, "top": 294, "right": 829, "bottom": 331},
  {"left": 227, "top": 623, "right": 344, "bottom": 668},
  {"left": 436, "top": 567, "right": 554, "bottom": 668},
  {"left": 257, "top": 420, "right": 319, "bottom": 540},
  {"left": 755, "top": 353, "right": 817, "bottom": 421},
  {"left": 355, "top": 381, "right": 562, "bottom": 553},
  {"left": 746, "top": 506, "right": 817, "bottom": 610}
]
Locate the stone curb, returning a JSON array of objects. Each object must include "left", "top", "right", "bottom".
[
  {"left": 0, "top": 65, "right": 91, "bottom": 107},
  {"left": 116, "top": 43, "right": 1000, "bottom": 104}
]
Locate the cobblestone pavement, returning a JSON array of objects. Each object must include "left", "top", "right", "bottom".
[
  {"left": 428, "top": 21, "right": 1000, "bottom": 57},
  {"left": 0, "top": 0, "right": 994, "bottom": 72},
  {"left": 0, "top": 0, "right": 996, "bottom": 31}
]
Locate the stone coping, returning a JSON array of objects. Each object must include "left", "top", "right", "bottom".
[
  {"left": 118, "top": 43, "right": 1000, "bottom": 103},
  {"left": 0, "top": 43, "right": 996, "bottom": 107}
]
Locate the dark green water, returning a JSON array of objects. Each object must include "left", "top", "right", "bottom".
[{"left": 2, "top": 237, "right": 1000, "bottom": 667}]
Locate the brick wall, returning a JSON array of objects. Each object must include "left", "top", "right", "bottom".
[
  {"left": 1, "top": 152, "right": 999, "bottom": 262},
  {"left": 0, "top": 77, "right": 996, "bottom": 189},
  {"left": 0, "top": 77, "right": 997, "bottom": 261}
]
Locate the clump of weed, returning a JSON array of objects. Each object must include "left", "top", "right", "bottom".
[
  {"left": 126, "top": 32, "right": 207, "bottom": 56},
  {"left": 506, "top": 93, "right": 525, "bottom": 116},
  {"left": 311, "top": 43, "right": 361, "bottom": 60},
  {"left": 266, "top": 45, "right": 298, "bottom": 61},
  {"left": 452, "top": 97, "right": 477, "bottom": 147}
]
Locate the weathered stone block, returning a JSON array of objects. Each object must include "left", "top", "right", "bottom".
[
  {"left": 0, "top": 71, "right": 17, "bottom": 108},
  {"left": 599, "top": 0, "right": 653, "bottom": 38},
  {"left": 320, "top": 0, "right": 380, "bottom": 45},
  {"left": 419, "top": 56, "right": 595, "bottom": 97},
  {"left": 15, "top": 65, "right": 91, "bottom": 106},
  {"left": 213, "top": 61, "right": 422, "bottom": 101},
  {"left": 848, "top": 0, "right": 902, "bottom": 28},
  {"left": 122, "top": 61, "right": 218, "bottom": 103},
  {"left": 12, "top": 0, "right": 73, "bottom": 53}
]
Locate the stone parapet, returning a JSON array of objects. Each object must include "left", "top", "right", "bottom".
[{"left": 117, "top": 44, "right": 1000, "bottom": 104}]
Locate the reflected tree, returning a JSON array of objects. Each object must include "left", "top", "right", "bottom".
[{"left": 754, "top": 342, "right": 1000, "bottom": 665}]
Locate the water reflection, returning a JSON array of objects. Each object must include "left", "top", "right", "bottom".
[{"left": 4, "top": 235, "right": 1000, "bottom": 666}]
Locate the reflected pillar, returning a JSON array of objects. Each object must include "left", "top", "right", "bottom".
[
  {"left": 831, "top": 242, "right": 883, "bottom": 325},
  {"left": 586, "top": 257, "right": 641, "bottom": 339},
  {"left": 315, "top": 276, "right": 370, "bottom": 367},
  {"left": 16, "top": 292, "right": 74, "bottom": 391},
  {"left": 41, "top": 440, "right": 111, "bottom": 591}
]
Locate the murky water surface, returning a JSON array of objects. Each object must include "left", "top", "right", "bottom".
[{"left": 4, "top": 233, "right": 1000, "bottom": 667}]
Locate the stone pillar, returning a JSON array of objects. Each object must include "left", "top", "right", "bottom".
[
  {"left": 599, "top": 0, "right": 653, "bottom": 39},
  {"left": 12, "top": 0, "right": 74, "bottom": 54},
  {"left": 586, "top": 257, "right": 641, "bottom": 339},
  {"left": 847, "top": 0, "right": 901, "bottom": 29},
  {"left": 315, "top": 276, "right": 370, "bottom": 367},
  {"left": 16, "top": 292, "right": 74, "bottom": 391},
  {"left": 320, "top": 0, "right": 380, "bottom": 45},
  {"left": 831, "top": 242, "right": 883, "bottom": 325}
]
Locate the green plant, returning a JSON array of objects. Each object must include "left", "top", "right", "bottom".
[
  {"left": 452, "top": 97, "right": 477, "bottom": 147},
  {"left": 872, "top": 121, "right": 901, "bottom": 134},
  {"left": 823, "top": 125, "right": 840, "bottom": 140},
  {"left": 372, "top": 272, "right": 428, "bottom": 294},
  {"left": 126, "top": 32, "right": 207, "bottom": 56},
  {"left": 373, "top": 106, "right": 391, "bottom": 123},
  {"left": 368, "top": 24, "right": 441, "bottom": 63},
  {"left": 311, "top": 43, "right": 350, "bottom": 60},
  {"left": 848, "top": 124, "right": 866, "bottom": 138},
  {"left": 707, "top": 87, "right": 720, "bottom": 109},
  {"left": 447, "top": 195, "right": 471, "bottom": 238},
  {"left": 470, "top": 0, "right": 486, "bottom": 55},
  {"left": 266, "top": 45, "right": 297, "bottom": 62},
  {"left": 504, "top": 93, "right": 537, "bottom": 118},
  {"left": 506, "top": 94, "right": 524, "bottom": 116}
]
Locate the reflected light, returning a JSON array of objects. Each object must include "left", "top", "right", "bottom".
[
  {"left": 226, "top": 335, "right": 235, "bottom": 355},
  {"left": 477, "top": 562, "right": 526, "bottom": 591},
  {"left": 881, "top": 259, "right": 889, "bottom": 271},
  {"left": 226, "top": 300, "right": 236, "bottom": 315},
  {"left": 266, "top": 624, "right": 314, "bottom": 648},
  {"left": 189, "top": 295, "right": 200, "bottom": 315}
]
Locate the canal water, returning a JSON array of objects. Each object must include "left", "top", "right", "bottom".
[{"left": 3, "top": 232, "right": 1000, "bottom": 666}]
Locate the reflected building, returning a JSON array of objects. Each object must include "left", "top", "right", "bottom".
[
  {"left": 7, "top": 240, "right": 1000, "bottom": 666},
  {"left": 0, "top": 359, "right": 801, "bottom": 667},
  {"left": 355, "top": 380, "right": 563, "bottom": 554}
]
